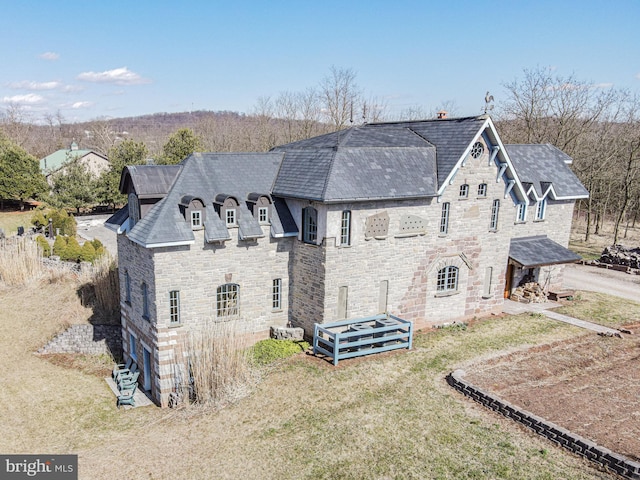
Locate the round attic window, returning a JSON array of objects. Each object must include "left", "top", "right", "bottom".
[{"left": 470, "top": 142, "right": 484, "bottom": 159}]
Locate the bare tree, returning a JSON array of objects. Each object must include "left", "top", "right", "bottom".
[{"left": 319, "top": 66, "right": 362, "bottom": 130}]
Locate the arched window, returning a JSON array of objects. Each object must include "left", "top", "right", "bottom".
[
  {"left": 128, "top": 193, "right": 140, "bottom": 227},
  {"left": 141, "top": 282, "right": 150, "bottom": 320},
  {"left": 302, "top": 207, "right": 318, "bottom": 244},
  {"left": 437, "top": 266, "right": 459, "bottom": 292},
  {"left": 216, "top": 283, "right": 239, "bottom": 318}
]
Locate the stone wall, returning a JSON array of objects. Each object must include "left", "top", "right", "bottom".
[
  {"left": 37, "top": 324, "right": 122, "bottom": 358},
  {"left": 447, "top": 369, "right": 640, "bottom": 480}
]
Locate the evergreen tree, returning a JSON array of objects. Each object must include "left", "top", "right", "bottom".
[
  {"left": 0, "top": 134, "right": 47, "bottom": 209},
  {"left": 53, "top": 235, "right": 67, "bottom": 258},
  {"left": 158, "top": 128, "right": 202, "bottom": 165},
  {"left": 98, "top": 139, "right": 148, "bottom": 209},
  {"left": 80, "top": 241, "right": 96, "bottom": 262},
  {"left": 64, "top": 236, "right": 81, "bottom": 262},
  {"left": 36, "top": 235, "right": 51, "bottom": 257},
  {"left": 50, "top": 161, "right": 96, "bottom": 213}
]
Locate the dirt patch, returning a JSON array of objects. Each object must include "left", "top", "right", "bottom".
[{"left": 466, "top": 329, "right": 640, "bottom": 461}]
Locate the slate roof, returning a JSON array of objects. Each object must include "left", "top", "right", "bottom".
[
  {"left": 505, "top": 144, "right": 588, "bottom": 200},
  {"left": 120, "top": 165, "right": 182, "bottom": 199},
  {"left": 126, "top": 153, "right": 293, "bottom": 247},
  {"left": 509, "top": 235, "right": 581, "bottom": 268},
  {"left": 272, "top": 116, "right": 487, "bottom": 201}
]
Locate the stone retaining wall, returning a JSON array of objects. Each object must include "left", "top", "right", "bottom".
[
  {"left": 38, "top": 324, "right": 122, "bottom": 359},
  {"left": 447, "top": 369, "right": 640, "bottom": 479}
]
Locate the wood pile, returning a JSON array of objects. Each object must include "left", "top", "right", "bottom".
[
  {"left": 510, "top": 282, "right": 547, "bottom": 304},
  {"left": 599, "top": 245, "right": 640, "bottom": 270}
]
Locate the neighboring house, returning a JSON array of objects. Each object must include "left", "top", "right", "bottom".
[
  {"left": 107, "top": 115, "right": 588, "bottom": 407},
  {"left": 40, "top": 141, "right": 109, "bottom": 183}
]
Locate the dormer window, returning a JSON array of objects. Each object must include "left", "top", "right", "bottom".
[
  {"left": 536, "top": 198, "right": 547, "bottom": 221},
  {"left": 191, "top": 210, "right": 202, "bottom": 228},
  {"left": 226, "top": 208, "right": 236, "bottom": 226},
  {"left": 258, "top": 206, "right": 268, "bottom": 224},
  {"left": 128, "top": 193, "right": 140, "bottom": 227}
]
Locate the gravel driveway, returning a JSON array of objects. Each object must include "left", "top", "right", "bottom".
[{"left": 563, "top": 263, "right": 639, "bottom": 302}]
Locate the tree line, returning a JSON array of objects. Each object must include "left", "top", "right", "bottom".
[{"left": 1, "top": 67, "right": 638, "bottom": 244}]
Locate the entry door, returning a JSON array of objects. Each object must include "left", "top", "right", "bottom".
[
  {"left": 504, "top": 263, "right": 514, "bottom": 298},
  {"left": 143, "top": 347, "right": 152, "bottom": 391}
]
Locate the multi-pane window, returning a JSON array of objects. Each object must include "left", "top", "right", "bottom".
[
  {"left": 459, "top": 184, "right": 469, "bottom": 198},
  {"left": 191, "top": 210, "right": 202, "bottom": 229},
  {"left": 437, "top": 266, "right": 459, "bottom": 292},
  {"left": 516, "top": 203, "right": 526, "bottom": 222},
  {"left": 169, "top": 290, "right": 180, "bottom": 325},
  {"left": 477, "top": 183, "right": 487, "bottom": 197},
  {"left": 226, "top": 208, "right": 236, "bottom": 227},
  {"left": 340, "top": 210, "right": 351, "bottom": 246},
  {"left": 142, "top": 282, "right": 149, "bottom": 320},
  {"left": 129, "top": 333, "right": 137, "bottom": 361},
  {"left": 272, "top": 278, "right": 282, "bottom": 310},
  {"left": 217, "top": 283, "right": 239, "bottom": 318},
  {"left": 125, "top": 271, "right": 131, "bottom": 304},
  {"left": 439, "top": 202, "right": 450, "bottom": 234},
  {"left": 258, "top": 206, "right": 269, "bottom": 224},
  {"left": 536, "top": 198, "right": 546, "bottom": 220},
  {"left": 490, "top": 199, "right": 500, "bottom": 230},
  {"left": 303, "top": 207, "right": 318, "bottom": 244}
]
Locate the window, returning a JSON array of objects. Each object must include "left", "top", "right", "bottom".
[
  {"left": 340, "top": 210, "right": 351, "bottom": 246},
  {"left": 490, "top": 199, "right": 500, "bottom": 230},
  {"left": 437, "top": 266, "right": 459, "bottom": 292},
  {"left": 302, "top": 207, "right": 318, "bottom": 244},
  {"left": 439, "top": 202, "right": 450, "bottom": 234},
  {"left": 169, "top": 290, "right": 180, "bottom": 325},
  {"left": 477, "top": 183, "right": 487, "bottom": 197},
  {"left": 272, "top": 278, "right": 282, "bottom": 310},
  {"left": 191, "top": 210, "right": 202, "bottom": 229},
  {"left": 459, "top": 184, "right": 469, "bottom": 198},
  {"left": 217, "top": 283, "right": 239, "bottom": 318},
  {"left": 128, "top": 193, "right": 140, "bottom": 226},
  {"left": 129, "top": 333, "right": 137, "bottom": 361},
  {"left": 124, "top": 271, "right": 131, "bottom": 304},
  {"left": 536, "top": 198, "right": 546, "bottom": 220},
  {"left": 258, "top": 206, "right": 269, "bottom": 224},
  {"left": 516, "top": 203, "right": 526, "bottom": 222},
  {"left": 226, "top": 208, "right": 236, "bottom": 227},
  {"left": 142, "top": 282, "right": 149, "bottom": 320},
  {"left": 470, "top": 142, "right": 484, "bottom": 159}
]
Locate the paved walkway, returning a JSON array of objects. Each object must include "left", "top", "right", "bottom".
[
  {"left": 503, "top": 299, "right": 622, "bottom": 336},
  {"left": 105, "top": 377, "right": 155, "bottom": 409}
]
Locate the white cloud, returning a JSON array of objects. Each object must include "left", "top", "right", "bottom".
[
  {"left": 636, "top": 73, "right": 640, "bottom": 81},
  {"left": 592, "top": 82, "right": 614, "bottom": 89},
  {"left": 71, "top": 101, "right": 93, "bottom": 109},
  {"left": 39, "top": 52, "right": 60, "bottom": 61},
  {"left": 2, "top": 93, "right": 45, "bottom": 105},
  {"left": 77, "top": 67, "right": 150, "bottom": 85},
  {"left": 6, "top": 80, "right": 61, "bottom": 90}
]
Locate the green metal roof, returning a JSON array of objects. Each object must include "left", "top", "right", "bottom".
[{"left": 40, "top": 148, "right": 104, "bottom": 173}]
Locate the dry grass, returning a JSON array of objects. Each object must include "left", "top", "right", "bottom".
[
  {"left": 0, "top": 210, "right": 33, "bottom": 235},
  {"left": 184, "top": 322, "right": 259, "bottom": 408},
  {"left": 570, "top": 214, "right": 640, "bottom": 260},
  {"left": 0, "top": 278, "right": 618, "bottom": 479},
  {"left": 0, "top": 237, "right": 45, "bottom": 286}
]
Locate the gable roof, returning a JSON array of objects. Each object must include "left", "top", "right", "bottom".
[
  {"left": 40, "top": 148, "right": 107, "bottom": 173},
  {"left": 505, "top": 144, "right": 589, "bottom": 200},
  {"left": 120, "top": 165, "right": 182, "bottom": 199}
]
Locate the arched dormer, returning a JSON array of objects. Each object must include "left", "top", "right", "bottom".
[
  {"left": 247, "top": 192, "right": 272, "bottom": 224},
  {"left": 214, "top": 194, "right": 240, "bottom": 227},
  {"left": 179, "top": 195, "right": 206, "bottom": 230}
]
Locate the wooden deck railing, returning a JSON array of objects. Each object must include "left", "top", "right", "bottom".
[{"left": 313, "top": 314, "right": 413, "bottom": 365}]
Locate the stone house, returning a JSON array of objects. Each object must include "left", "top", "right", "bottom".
[{"left": 107, "top": 115, "right": 588, "bottom": 407}]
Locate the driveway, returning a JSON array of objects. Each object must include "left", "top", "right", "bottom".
[
  {"left": 563, "top": 263, "right": 639, "bottom": 302},
  {"left": 75, "top": 214, "right": 118, "bottom": 257}
]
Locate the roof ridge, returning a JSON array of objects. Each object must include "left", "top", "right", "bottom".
[{"left": 321, "top": 148, "right": 339, "bottom": 200}]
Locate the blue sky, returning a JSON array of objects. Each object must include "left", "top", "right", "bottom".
[{"left": 1, "top": 0, "right": 638, "bottom": 123}]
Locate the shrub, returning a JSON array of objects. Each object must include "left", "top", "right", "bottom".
[
  {"left": 36, "top": 235, "right": 51, "bottom": 257},
  {"left": 248, "top": 339, "right": 310, "bottom": 366},
  {"left": 53, "top": 236, "right": 67, "bottom": 257},
  {"left": 31, "top": 208, "right": 77, "bottom": 237},
  {"left": 80, "top": 241, "right": 96, "bottom": 262},
  {"left": 63, "top": 237, "right": 81, "bottom": 262},
  {"left": 91, "top": 238, "right": 103, "bottom": 250}
]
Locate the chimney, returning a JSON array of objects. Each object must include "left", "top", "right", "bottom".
[
  {"left": 437, "top": 110, "right": 448, "bottom": 119},
  {"left": 70, "top": 140, "right": 78, "bottom": 151}
]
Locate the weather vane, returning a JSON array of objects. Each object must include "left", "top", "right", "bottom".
[{"left": 484, "top": 91, "right": 495, "bottom": 114}]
